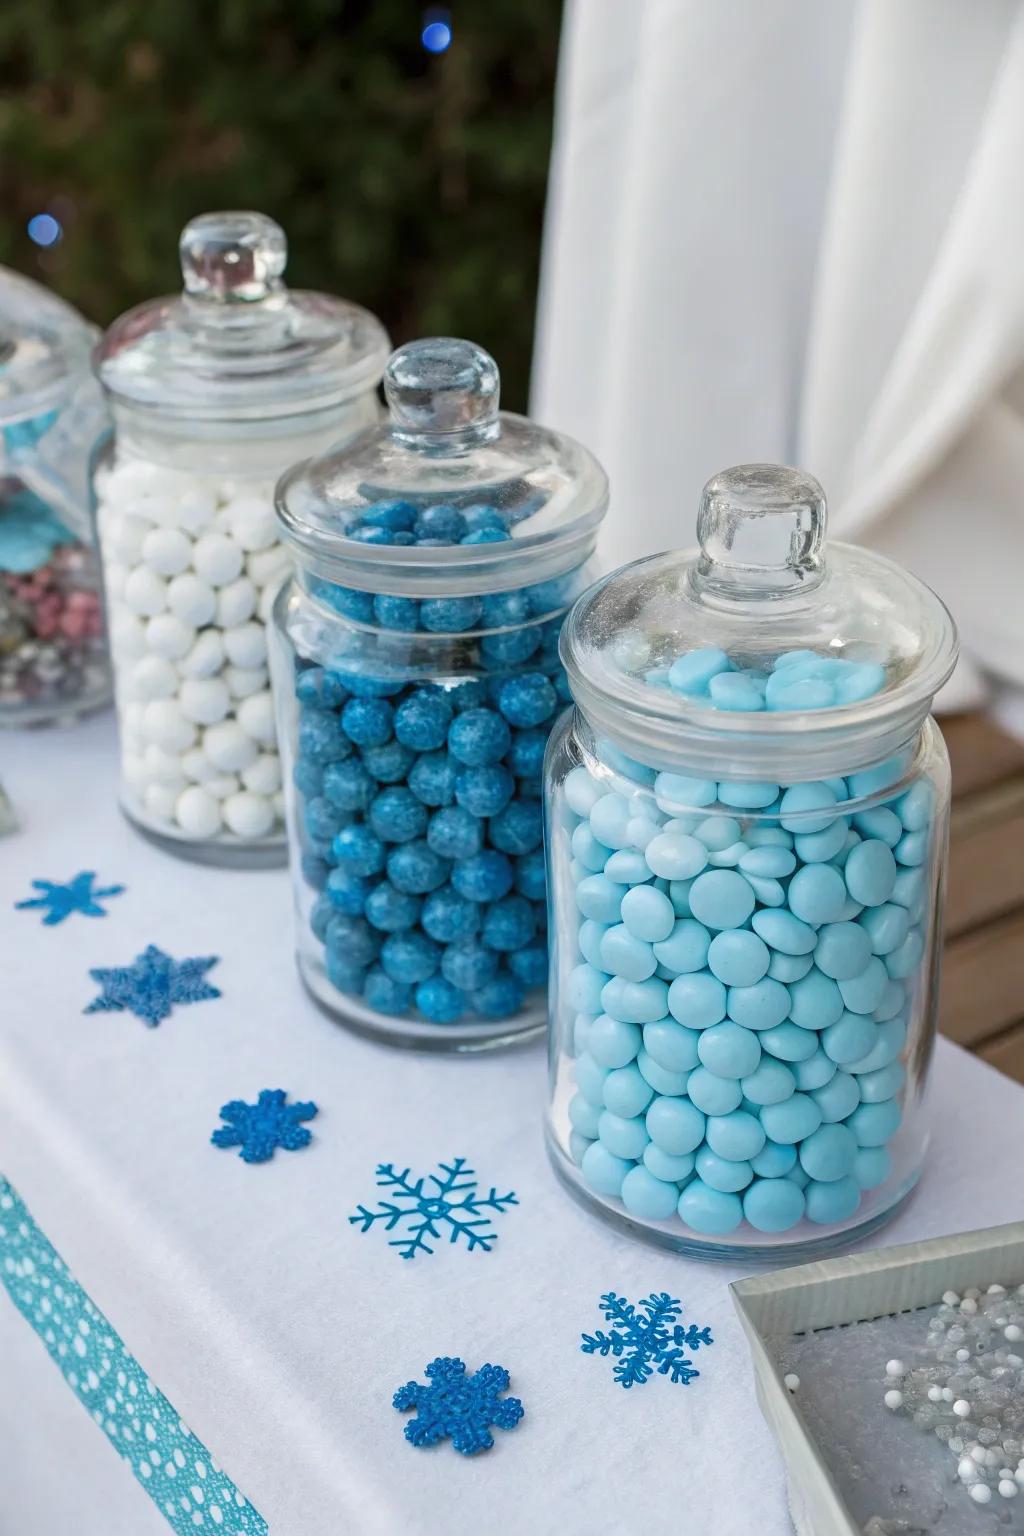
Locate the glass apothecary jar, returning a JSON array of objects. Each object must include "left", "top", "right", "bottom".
[
  {"left": 545, "top": 464, "right": 958, "bottom": 1259},
  {"left": 271, "top": 337, "right": 608, "bottom": 1050},
  {"left": 93, "top": 211, "right": 389, "bottom": 865},
  {"left": 0, "top": 266, "right": 110, "bottom": 724}
]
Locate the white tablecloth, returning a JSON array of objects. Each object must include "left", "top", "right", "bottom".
[{"left": 2, "top": 713, "right": 1023, "bottom": 1536}]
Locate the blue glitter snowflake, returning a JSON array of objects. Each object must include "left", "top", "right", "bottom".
[
  {"left": 349, "top": 1157, "right": 518, "bottom": 1260},
  {"left": 84, "top": 944, "right": 220, "bottom": 1026},
  {"left": 581, "top": 1292, "right": 713, "bottom": 1390},
  {"left": 16, "top": 871, "right": 125, "bottom": 925},
  {"left": 211, "top": 1090, "right": 318, "bottom": 1163},
  {"left": 394, "top": 1357, "right": 524, "bottom": 1455}
]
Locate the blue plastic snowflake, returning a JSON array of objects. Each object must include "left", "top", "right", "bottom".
[
  {"left": 349, "top": 1157, "right": 517, "bottom": 1260},
  {"left": 85, "top": 944, "right": 220, "bottom": 1027},
  {"left": 16, "top": 871, "right": 125, "bottom": 925},
  {"left": 394, "top": 1357, "right": 524, "bottom": 1455},
  {"left": 581, "top": 1292, "right": 713, "bottom": 1390},
  {"left": 211, "top": 1090, "right": 318, "bottom": 1163}
]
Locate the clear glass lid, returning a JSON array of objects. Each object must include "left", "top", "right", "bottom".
[
  {"left": 95, "top": 211, "right": 390, "bottom": 422},
  {"left": 562, "top": 464, "right": 958, "bottom": 776},
  {"left": 276, "top": 336, "right": 609, "bottom": 595},
  {"left": 0, "top": 266, "right": 97, "bottom": 426}
]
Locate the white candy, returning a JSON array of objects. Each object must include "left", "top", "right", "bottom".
[
  {"left": 783, "top": 1373, "right": 800, "bottom": 1392},
  {"left": 1000, "top": 1479, "right": 1019, "bottom": 1499},
  {"left": 942, "top": 1291, "right": 960, "bottom": 1307},
  {"left": 885, "top": 1359, "right": 905, "bottom": 1378},
  {"left": 143, "top": 782, "right": 178, "bottom": 821},
  {"left": 167, "top": 573, "right": 217, "bottom": 627},
  {"left": 123, "top": 567, "right": 167, "bottom": 617},
  {"left": 174, "top": 487, "right": 217, "bottom": 533},
  {"left": 130, "top": 655, "right": 178, "bottom": 701},
  {"left": 969, "top": 1485, "right": 992, "bottom": 1505},
  {"left": 223, "top": 622, "right": 266, "bottom": 669},
  {"left": 960, "top": 1297, "right": 978, "bottom": 1315},
  {"left": 215, "top": 577, "right": 257, "bottom": 628},
  {"left": 203, "top": 721, "right": 258, "bottom": 773},
  {"left": 179, "top": 630, "right": 225, "bottom": 679},
  {"left": 988, "top": 1284, "right": 1007, "bottom": 1295},
  {"left": 109, "top": 611, "right": 147, "bottom": 660},
  {"left": 272, "top": 790, "right": 286, "bottom": 820},
  {"left": 883, "top": 1390, "right": 903, "bottom": 1410},
  {"left": 204, "top": 774, "right": 240, "bottom": 800},
  {"left": 145, "top": 613, "right": 195, "bottom": 661},
  {"left": 101, "top": 460, "right": 165, "bottom": 506},
  {"left": 175, "top": 786, "right": 222, "bottom": 839},
  {"left": 226, "top": 665, "right": 268, "bottom": 700},
  {"left": 193, "top": 532, "right": 243, "bottom": 587},
  {"left": 1004, "top": 1324, "right": 1023, "bottom": 1342},
  {"left": 103, "top": 560, "right": 129, "bottom": 600},
  {"left": 179, "top": 677, "right": 231, "bottom": 726},
  {"left": 246, "top": 544, "right": 290, "bottom": 589},
  {"left": 143, "top": 744, "right": 188, "bottom": 789},
  {"left": 142, "top": 526, "right": 192, "bottom": 576},
  {"left": 226, "top": 496, "right": 277, "bottom": 552},
  {"left": 242, "top": 753, "right": 282, "bottom": 794},
  {"left": 111, "top": 514, "right": 150, "bottom": 563},
  {"left": 139, "top": 494, "right": 186, "bottom": 528},
  {"left": 955, "top": 1349, "right": 970, "bottom": 1362},
  {"left": 237, "top": 690, "right": 276, "bottom": 745},
  {"left": 182, "top": 747, "right": 217, "bottom": 783},
  {"left": 122, "top": 754, "right": 148, "bottom": 793},
  {"left": 142, "top": 700, "right": 197, "bottom": 754},
  {"left": 223, "top": 790, "right": 274, "bottom": 839},
  {"left": 953, "top": 1399, "right": 971, "bottom": 1417}
]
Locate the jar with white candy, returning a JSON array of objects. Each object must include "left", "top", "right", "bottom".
[
  {"left": 92, "top": 211, "right": 389, "bottom": 864},
  {"left": 545, "top": 464, "right": 958, "bottom": 1259}
]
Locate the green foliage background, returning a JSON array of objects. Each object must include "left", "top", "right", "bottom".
[{"left": 0, "top": 0, "right": 563, "bottom": 409}]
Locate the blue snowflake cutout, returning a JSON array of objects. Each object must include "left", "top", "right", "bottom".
[
  {"left": 85, "top": 944, "right": 220, "bottom": 1027},
  {"left": 211, "top": 1090, "right": 318, "bottom": 1163},
  {"left": 394, "top": 1358, "right": 524, "bottom": 1455},
  {"left": 581, "top": 1292, "right": 713, "bottom": 1390},
  {"left": 349, "top": 1157, "right": 518, "bottom": 1259},
  {"left": 16, "top": 871, "right": 125, "bottom": 925}
]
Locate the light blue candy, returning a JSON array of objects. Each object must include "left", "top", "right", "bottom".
[
  {"left": 751, "top": 1140, "right": 798, "bottom": 1178},
  {"left": 602, "top": 1062, "right": 655, "bottom": 1118},
  {"left": 588, "top": 1015, "right": 642, "bottom": 1068},
  {"left": 568, "top": 1093, "right": 602, "bottom": 1139},
  {"left": 821, "top": 1010, "right": 877, "bottom": 1065},
  {"left": 788, "top": 864, "right": 847, "bottom": 925},
  {"left": 805, "top": 1175, "right": 860, "bottom": 1224},
  {"left": 742, "top": 875, "right": 785, "bottom": 908},
  {"left": 860, "top": 904, "right": 910, "bottom": 955},
  {"left": 848, "top": 1097, "right": 902, "bottom": 1147},
  {"left": 752, "top": 908, "right": 818, "bottom": 955},
  {"left": 667, "top": 647, "right": 731, "bottom": 695},
  {"left": 885, "top": 930, "right": 924, "bottom": 979},
  {"left": 574, "top": 1053, "right": 609, "bottom": 1104},
  {"left": 600, "top": 925, "right": 656, "bottom": 982},
  {"left": 654, "top": 772, "right": 718, "bottom": 810},
  {"left": 740, "top": 846, "right": 796, "bottom": 879},
  {"left": 620, "top": 1165, "right": 680, "bottom": 1220},
  {"left": 896, "top": 780, "right": 933, "bottom": 831},
  {"left": 569, "top": 1130, "right": 593, "bottom": 1165},
  {"left": 636, "top": 1049, "right": 690, "bottom": 1096},
  {"left": 779, "top": 782, "right": 838, "bottom": 833},
  {"left": 692, "top": 816, "right": 742, "bottom": 851},
  {"left": 578, "top": 919, "right": 609, "bottom": 969},
  {"left": 844, "top": 839, "right": 897, "bottom": 907},
  {"left": 705, "top": 1109, "right": 766, "bottom": 1162},
  {"left": 581, "top": 1141, "right": 632, "bottom": 1196},
  {"left": 794, "top": 820, "right": 850, "bottom": 863},
  {"left": 853, "top": 806, "right": 903, "bottom": 846},
  {"left": 717, "top": 779, "right": 779, "bottom": 809},
  {"left": 604, "top": 849, "right": 655, "bottom": 884},
  {"left": 811, "top": 1071, "right": 860, "bottom": 1124},
  {"left": 642, "top": 1019, "right": 702, "bottom": 1073},
  {"left": 574, "top": 1013, "right": 595, "bottom": 1053},
  {"left": 677, "top": 1180, "right": 743, "bottom": 1234},
  {"left": 726, "top": 978, "right": 791, "bottom": 1030},
  {"left": 873, "top": 981, "right": 905, "bottom": 1022},
  {"left": 792, "top": 1048, "right": 837, "bottom": 1092},
  {"left": 602, "top": 975, "right": 669, "bottom": 1024},
  {"left": 708, "top": 674, "right": 767, "bottom": 713},
  {"left": 788, "top": 967, "right": 845, "bottom": 1030},
  {"left": 895, "top": 830, "right": 928, "bottom": 867},
  {"left": 767, "top": 950, "right": 814, "bottom": 982},
  {"left": 814, "top": 921, "right": 873, "bottom": 981},
  {"left": 646, "top": 1095, "right": 706, "bottom": 1155},
  {"left": 740, "top": 1058, "right": 796, "bottom": 1105},
  {"left": 688, "top": 869, "right": 756, "bottom": 931},
  {"left": 706, "top": 930, "right": 770, "bottom": 987},
  {"left": 787, "top": 1165, "right": 810, "bottom": 1190},
  {"left": 643, "top": 1144, "right": 696, "bottom": 1181},
  {"left": 765, "top": 674, "right": 836, "bottom": 711},
  {"left": 856, "top": 1061, "right": 906, "bottom": 1104},
  {"left": 667, "top": 971, "right": 727, "bottom": 1029},
  {"left": 620, "top": 884, "right": 676, "bottom": 942},
  {"left": 743, "top": 1177, "right": 806, "bottom": 1232},
  {"left": 696, "top": 1147, "right": 753, "bottom": 1193},
  {"left": 575, "top": 875, "right": 623, "bottom": 923},
  {"left": 685, "top": 1066, "right": 743, "bottom": 1116},
  {"left": 759, "top": 1022, "right": 819, "bottom": 1062},
  {"left": 835, "top": 661, "right": 886, "bottom": 704},
  {"left": 572, "top": 824, "right": 607, "bottom": 872},
  {"left": 706, "top": 841, "right": 750, "bottom": 869},
  {"left": 799, "top": 1123, "right": 857, "bottom": 1182},
  {"left": 846, "top": 1017, "right": 905, "bottom": 1074},
  {"left": 589, "top": 793, "right": 632, "bottom": 850},
  {"left": 847, "top": 751, "right": 912, "bottom": 799},
  {"left": 652, "top": 918, "right": 711, "bottom": 975},
  {"left": 759, "top": 1094, "right": 822, "bottom": 1145},
  {"left": 838, "top": 955, "right": 888, "bottom": 1013},
  {"left": 853, "top": 1145, "right": 891, "bottom": 1190},
  {"left": 697, "top": 1022, "right": 761, "bottom": 1079},
  {"left": 668, "top": 879, "right": 695, "bottom": 915},
  {"left": 568, "top": 963, "right": 610, "bottom": 1013},
  {"left": 747, "top": 827, "right": 794, "bottom": 849},
  {"left": 598, "top": 1109, "right": 650, "bottom": 1160},
  {"left": 891, "top": 866, "right": 925, "bottom": 911},
  {"left": 643, "top": 832, "right": 708, "bottom": 881}
]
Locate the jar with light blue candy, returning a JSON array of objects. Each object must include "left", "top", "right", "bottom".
[
  {"left": 271, "top": 337, "right": 607, "bottom": 1050},
  {"left": 544, "top": 463, "right": 958, "bottom": 1258}
]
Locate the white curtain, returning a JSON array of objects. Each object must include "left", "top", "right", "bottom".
[{"left": 532, "top": 0, "right": 1024, "bottom": 718}]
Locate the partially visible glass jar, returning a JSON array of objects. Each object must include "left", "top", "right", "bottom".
[
  {"left": 271, "top": 337, "right": 608, "bottom": 1049},
  {"left": 0, "top": 266, "right": 110, "bottom": 724},
  {"left": 93, "top": 211, "right": 389, "bottom": 865},
  {"left": 545, "top": 464, "right": 958, "bottom": 1259}
]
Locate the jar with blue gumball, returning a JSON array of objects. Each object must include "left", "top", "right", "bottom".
[
  {"left": 545, "top": 463, "right": 958, "bottom": 1258},
  {"left": 270, "top": 337, "right": 608, "bottom": 1049},
  {"left": 0, "top": 266, "right": 110, "bottom": 724}
]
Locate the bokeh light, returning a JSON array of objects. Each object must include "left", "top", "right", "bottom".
[
  {"left": 27, "top": 213, "right": 62, "bottom": 248},
  {"left": 421, "top": 16, "right": 452, "bottom": 54}
]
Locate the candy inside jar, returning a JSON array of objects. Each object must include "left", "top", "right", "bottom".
[{"left": 546, "top": 464, "right": 958, "bottom": 1256}]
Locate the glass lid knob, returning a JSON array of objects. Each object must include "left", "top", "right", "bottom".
[
  {"left": 693, "top": 463, "right": 827, "bottom": 602},
  {"left": 384, "top": 337, "right": 500, "bottom": 443},
  {"left": 179, "top": 211, "right": 287, "bottom": 305}
]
